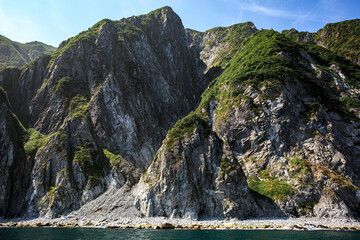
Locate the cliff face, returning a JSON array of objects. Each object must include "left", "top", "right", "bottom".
[
  {"left": 0, "top": 7, "right": 208, "bottom": 218},
  {"left": 134, "top": 30, "right": 360, "bottom": 220},
  {"left": 0, "top": 87, "right": 31, "bottom": 218},
  {"left": 0, "top": 7, "right": 359, "bottom": 220}
]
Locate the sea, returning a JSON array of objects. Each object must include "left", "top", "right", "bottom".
[{"left": 0, "top": 228, "right": 360, "bottom": 240}]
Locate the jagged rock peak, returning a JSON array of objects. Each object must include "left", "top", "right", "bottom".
[{"left": 1, "top": 7, "right": 360, "bottom": 221}]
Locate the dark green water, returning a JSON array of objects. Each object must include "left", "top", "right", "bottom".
[{"left": 0, "top": 228, "right": 359, "bottom": 240}]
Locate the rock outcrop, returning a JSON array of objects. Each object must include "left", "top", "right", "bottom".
[
  {"left": 134, "top": 30, "right": 360, "bottom": 220},
  {"left": 0, "top": 7, "right": 359, "bottom": 221},
  {"left": 0, "top": 87, "right": 32, "bottom": 218},
  {"left": 0, "top": 6, "right": 208, "bottom": 218}
]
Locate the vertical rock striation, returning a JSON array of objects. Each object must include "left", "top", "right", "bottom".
[{"left": 0, "top": 7, "right": 359, "bottom": 221}]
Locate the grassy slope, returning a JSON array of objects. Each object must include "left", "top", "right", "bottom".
[
  {"left": 0, "top": 35, "right": 56, "bottom": 68},
  {"left": 163, "top": 29, "right": 360, "bottom": 199},
  {"left": 315, "top": 19, "right": 360, "bottom": 64}
]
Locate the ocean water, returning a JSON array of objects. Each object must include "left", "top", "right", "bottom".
[{"left": 0, "top": 228, "right": 359, "bottom": 240}]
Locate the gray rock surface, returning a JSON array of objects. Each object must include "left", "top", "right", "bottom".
[
  {"left": 0, "top": 6, "right": 209, "bottom": 218},
  {"left": 0, "top": 88, "right": 31, "bottom": 218},
  {"left": 0, "top": 7, "right": 359, "bottom": 222}
]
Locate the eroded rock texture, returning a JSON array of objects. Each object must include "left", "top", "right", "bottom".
[{"left": 0, "top": 7, "right": 359, "bottom": 220}]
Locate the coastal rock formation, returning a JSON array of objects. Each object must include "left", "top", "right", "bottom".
[
  {"left": 134, "top": 29, "right": 360, "bottom": 220},
  {"left": 0, "top": 87, "right": 31, "bottom": 218},
  {"left": 0, "top": 7, "right": 207, "bottom": 218},
  {"left": 0, "top": 7, "right": 359, "bottom": 221}
]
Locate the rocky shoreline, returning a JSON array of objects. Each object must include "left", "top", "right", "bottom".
[{"left": 1, "top": 217, "right": 359, "bottom": 231}]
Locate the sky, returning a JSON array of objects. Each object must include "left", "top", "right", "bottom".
[{"left": 0, "top": 0, "right": 359, "bottom": 47}]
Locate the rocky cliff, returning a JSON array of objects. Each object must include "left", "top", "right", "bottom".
[
  {"left": 0, "top": 6, "right": 207, "bottom": 218},
  {"left": 0, "top": 7, "right": 359, "bottom": 220},
  {"left": 134, "top": 29, "right": 360, "bottom": 220}
]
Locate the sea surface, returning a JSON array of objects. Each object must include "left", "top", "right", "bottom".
[{"left": 0, "top": 228, "right": 359, "bottom": 240}]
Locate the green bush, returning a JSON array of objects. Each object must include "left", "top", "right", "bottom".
[
  {"left": 247, "top": 176, "right": 293, "bottom": 200},
  {"left": 219, "top": 158, "right": 238, "bottom": 175},
  {"left": 73, "top": 141, "right": 110, "bottom": 187},
  {"left": 24, "top": 128, "right": 49, "bottom": 158},
  {"left": 103, "top": 149, "right": 126, "bottom": 170},
  {"left": 165, "top": 112, "right": 209, "bottom": 153},
  {"left": 290, "top": 158, "right": 311, "bottom": 177},
  {"left": 340, "top": 97, "right": 360, "bottom": 109},
  {"left": 69, "top": 95, "right": 89, "bottom": 119}
]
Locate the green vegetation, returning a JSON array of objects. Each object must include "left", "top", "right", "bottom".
[
  {"left": 0, "top": 35, "right": 56, "bottom": 68},
  {"left": 281, "top": 28, "right": 314, "bottom": 43},
  {"left": 24, "top": 128, "right": 49, "bottom": 159},
  {"left": 198, "top": 30, "right": 301, "bottom": 115},
  {"left": 139, "top": 6, "right": 170, "bottom": 29},
  {"left": 302, "top": 42, "right": 360, "bottom": 87},
  {"left": 340, "top": 97, "right": 360, "bottom": 109},
  {"left": 315, "top": 19, "right": 360, "bottom": 65},
  {"left": 219, "top": 158, "right": 238, "bottom": 175},
  {"left": 165, "top": 112, "right": 209, "bottom": 152},
  {"left": 53, "top": 76, "right": 75, "bottom": 97},
  {"left": 320, "top": 166, "right": 360, "bottom": 190},
  {"left": 205, "top": 22, "right": 257, "bottom": 68},
  {"left": 164, "top": 25, "right": 360, "bottom": 162},
  {"left": 53, "top": 77, "right": 89, "bottom": 107},
  {"left": 298, "top": 201, "right": 317, "bottom": 211},
  {"left": 69, "top": 95, "right": 89, "bottom": 119},
  {"left": 0, "top": 86, "right": 11, "bottom": 107},
  {"left": 73, "top": 141, "right": 110, "bottom": 187},
  {"left": 49, "top": 19, "right": 106, "bottom": 65},
  {"left": 258, "top": 169, "right": 272, "bottom": 180},
  {"left": 116, "top": 21, "right": 143, "bottom": 41},
  {"left": 103, "top": 149, "right": 127, "bottom": 170},
  {"left": 218, "top": 30, "right": 301, "bottom": 86},
  {"left": 289, "top": 158, "right": 311, "bottom": 178},
  {"left": 302, "top": 102, "right": 320, "bottom": 118},
  {"left": 49, "top": 7, "right": 174, "bottom": 66},
  {"left": 73, "top": 144, "right": 91, "bottom": 165},
  {"left": 207, "top": 22, "right": 256, "bottom": 46},
  {"left": 247, "top": 175, "right": 293, "bottom": 200},
  {"left": 20, "top": 56, "right": 39, "bottom": 70}
]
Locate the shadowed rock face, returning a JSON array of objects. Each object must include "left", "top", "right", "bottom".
[
  {"left": 1, "top": 7, "right": 360, "bottom": 220},
  {"left": 134, "top": 30, "right": 360, "bottom": 220},
  {"left": 0, "top": 6, "right": 209, "bottom": 218},
  {"left": 0, "top": 87, "right": 31, "bottom": 218}
]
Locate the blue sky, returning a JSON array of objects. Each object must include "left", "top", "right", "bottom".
[{"left": 0, "top": 0, "right": 359, "bottom": 47}]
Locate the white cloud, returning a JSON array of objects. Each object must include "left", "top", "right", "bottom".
[
  {"left": 58, "top": 24, "right": 69, "bottom": 33},
  {"left": 224, "top": 0, "right": 308, "bottom": 20},
  {"left": 240, "top": 1, "right": 288, "bottom": 17},
  {"left": 290, "top": 0, "right": 346, "bottom": 30}
]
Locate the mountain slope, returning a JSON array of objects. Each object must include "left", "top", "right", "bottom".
[
  {"left": 0, "top": 35, "right": 56, "bottom": 68},
  {"left": 134, "top": 29, "right": 360, "bottom": 219},
  {"left": 0, "top": 7, "right": 359, "bottom": 221},
  {"left": 0, "top": 6, "right": 210, "bottom": 218},
  {"left": 315, "top": 19, "right": 360, "bottom": 66}
]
